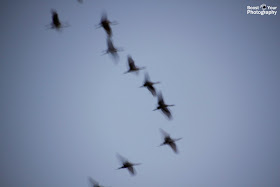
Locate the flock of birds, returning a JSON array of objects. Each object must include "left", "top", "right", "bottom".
[{"left": 47, "top": 6, "right": 182, "bottom": 187}]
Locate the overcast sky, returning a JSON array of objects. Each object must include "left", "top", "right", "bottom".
[{"left": 0, "top": 0, "right": 280, "bottom": 187}]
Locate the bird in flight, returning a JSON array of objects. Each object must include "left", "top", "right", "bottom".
[
  {"left": 88, "top": 177, "right": 110, "bottom": 187},
  {"left": 102, "top": 37, "right": 123, "bottom": 62},
  {"left": 159, "top": 128, "right": 182, "bottom": 154},
  {"left": 116, "top": 154, "right": 141, "bottom": 176},
  {"left": 124, "top": 55, "right": 145, "bottom": 74},
  {"left": 96, "top": 12, "right": 118, "bottom": 37},
  {"left": 153, "top": 92, "right": 175, "bottom": 120},
  {"left": 140, "top": 72, "right": 160, "bottom": 96},
  {"left": 47, "top": 10, "right": 69, "bottom": 30}
]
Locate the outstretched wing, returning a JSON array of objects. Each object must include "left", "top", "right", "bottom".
[
  {"left": 116, "top": 153, "right": 128, "bottom": 164},
  {"left": 161, "top": 107, "right": 172, "bottom": 119},
  {"left": 159, "top": 128, "right": 170, "bottom": 138},
  {"left": 127, "top": 166, "right": 135, "bottom": 175},
  {"left": 147, "top": 85, "right": 156, "bottom": 96},
  {"left": 144, "top": 72, "right": 150, "bottom": 82},
  {"left": 169, "top": 142, "right": 178, "bottom": 153},
  {"left": 174, "top": 137, "right": 182, "bottom": 142},
  {"left": 101, "top": 12, "right": 108, "bottom": 23},
  {"left": 88, "top": 177, "right": 99, "bottom": 186}
]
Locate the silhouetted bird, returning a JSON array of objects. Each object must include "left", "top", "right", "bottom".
[
  {"left": 140, "top": 72, "right": 160, "bottom": 96},
  {"left": 96, "top": 13, "right": 118, "bottom": 37},
  {"left": 102, "top": 37, "right": 123, "bottom": 61},
  {"left": 124, "top": 55, "right": 145, "bottom": 74},
  {"left": 51, "top": 10, "right": 61, "bottom": 28},
  {"left": 153, "top": 92, "right": 175, "bottom": 120},
  {"left": 88, "top": 177, "right": 109, "bottom": 187},
  {"left": 116, "top": 154, "right": 141, "bottom": 176},
  {"left": 48, "top": 10, "right": 69, "bottom": 30},
  {"left": 159, "top": 128, "right": 182, "bottom": 153}
]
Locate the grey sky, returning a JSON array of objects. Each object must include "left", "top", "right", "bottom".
[{"left": 0, "top": 0, "right": 280, "bottom": 187}]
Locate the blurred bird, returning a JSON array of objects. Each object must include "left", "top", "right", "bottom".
[
  {"left": 140, "top": 72, "right": 160, "bottom": 96},
  {"left": 47, "top": 10, "right": 69, "bottom": 30},
  {"left": 153, "top": 92, "right": 175, "bottom": 120},
  {"left": 116, "top": 154, "right": 141, "bottom": 176},
  {"left": 124, "top": 55, "right": 145, "bottom": 74},
  {"left": 77, "top": 0, "right": 83, "bottom": 3},
  {"left": 88, "top": 177, "right": 110, "bottom": 187},
  {"left": 159, "top": 129, "right": 182, "bottom": 153},
  {"left": 102, "top": 37, "right": 123, "bottom": 61},
  {"left": 96, "top": 12, "right": 118, "bottom": 37},
  {"left": 51, "top": 10, "right": 61, "bottom": 29}
]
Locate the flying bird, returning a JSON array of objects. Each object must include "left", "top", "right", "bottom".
[
  {"left": 102, "top": 37, "right": 123, "bottom": 61},
  {"left": 159, "top": 128, "right": 182, "bottom": 153},
  {"left": 140, "top": 72, "right": 160, "bottom": 96},
  {"left": 96, "top": 12, "right": 118, "bottom": 37},
  {"left": 47, "top": 10, "right": 69, "bottom": 30},
  {"left": 116, "top": 154, "right": 141, "bottom": 176},
  {"left": 88, "top": 177, "right": 109, "bottom": 187},
  {"left": 124, "top": 55, "right": 145, "bottom": 74},
  {"left": 153, "top": 92, "right": 175, "bottom": 120}
]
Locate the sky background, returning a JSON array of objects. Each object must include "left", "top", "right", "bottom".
[{"left": 0, "top": 0, "right": 280, "bottom": 186}]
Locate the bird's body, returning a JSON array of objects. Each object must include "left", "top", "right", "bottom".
[
  {"left": 47, "top": 10, "right": 69, "bottom": 30},
  {"left": 154, "top": 92, "right": 174, "bottom": 119},
  {"left": 140, "top": 73, "right": 160, "bottom": 96},
  {"left": 97, "top": 13, "right": 117, "bottom": 37},
  {"left": 159, "top": 129, "right": 182, "bottom": 153},
  {"left": 116, "top": 154, "right": 141, "bottom": 176},
  {"left": 101, "top": 19, "right": 112, "bottom": 37},
  {"left": 118, "top": 161, "right": 136, "bottom": 175},
  {"left": 51, "top": 10, "right": 61, "bottom": 29},
  {"left": 106, "top": 38, "right": 118, "bottom": 53},
  {"left": 102, "top": 38, "right": 122, "bottom": 61}
]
